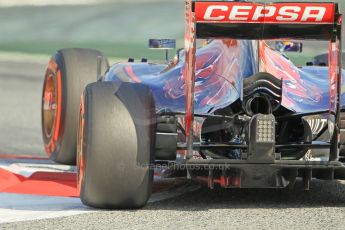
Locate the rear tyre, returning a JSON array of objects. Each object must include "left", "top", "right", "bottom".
[
  {"left": 41, "top": 48, "right": 109, "bottom": 165},
  {"left": 77, "top": 82, "right": 156, "bottom": 209}
]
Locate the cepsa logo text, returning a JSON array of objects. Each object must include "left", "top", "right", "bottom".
[{"left": 195, "top": 2, "right": 335, "bottom": 24}]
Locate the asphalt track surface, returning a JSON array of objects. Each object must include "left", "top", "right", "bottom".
[{"left": 1, "top": 59, "right": 345, "bottom": 229}]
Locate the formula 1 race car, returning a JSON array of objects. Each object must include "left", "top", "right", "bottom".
[{"left": 41, "top": 1, "right": 345, "bottom": 209}]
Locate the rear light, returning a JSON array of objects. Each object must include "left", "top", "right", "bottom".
[
  {"left": 256, "top": 115, "right": 275, "bottom": 143},
  {"left": 247, "top": 114, "right": 276, "bottom": 163}
]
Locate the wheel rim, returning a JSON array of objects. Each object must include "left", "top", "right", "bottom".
[
  {"left": 42, "top": 59, "right": 62, "bottom": 155},
  {"left": 77, "top": 96, "right": 86, "bottom": 194},
  {"left": 43, "top": 74, "right": 57, "bottom": 138}
]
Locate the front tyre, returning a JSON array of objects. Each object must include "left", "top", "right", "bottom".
[{"left": 77, "top": 82, "right": 156, "bottom": 209}]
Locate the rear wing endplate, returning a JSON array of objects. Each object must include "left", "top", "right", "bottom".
[{"left": 184, "top": 1, "right": 343, "bottom": 161}]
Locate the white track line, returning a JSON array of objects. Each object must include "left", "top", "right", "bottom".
[
  {"left": 0, "top": 194, "right": 88, "bottom": 224},
  {"left": 0, "top": 182, "right": 199, "bottom": 224},
  {"left": 0, "top": 159, "right": 199, "bottom": 224}
]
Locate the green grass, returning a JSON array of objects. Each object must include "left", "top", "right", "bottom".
[
  {"left": 0, "top": 41, "right": 178, "bottom": 60},
  {"left": 286, "top": 53, "right": 315, "bottom": 66},
  {"left": 0, "top": 0, "right": 343, "bottom": 63},
  {"left": 0, "top": 2, "right": 184, "bottom": 44},
  {"left": 0, "top": 2, "right": 183, "bottom": 60}
]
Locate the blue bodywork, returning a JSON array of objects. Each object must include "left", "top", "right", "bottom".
[{"left": 104, "top": 39, "right": 345, "bottom": 115}]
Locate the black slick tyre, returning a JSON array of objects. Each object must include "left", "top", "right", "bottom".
[
  {"left": 77, "top": 82, "right": 156, "bottom": 209},
  {"left": 41, "top": 48, "right": 109, "bottom": 165}
]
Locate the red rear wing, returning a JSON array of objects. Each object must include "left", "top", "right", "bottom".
[
  {"left": 193, "top": 1, "right": 339, "bottom": 40},
  {"left": 195, "top": 2, "right": 335, "bottom": 23},
  {"left": 184, "top": 1, "right": 343, "bottom": 160}
]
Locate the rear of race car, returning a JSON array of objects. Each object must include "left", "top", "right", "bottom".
[
  {"left": 36, "top": 1, "right": 345, "bottom": 209},
  {"left": 177, "top": 0, "right": 345, "bottom": 189}
]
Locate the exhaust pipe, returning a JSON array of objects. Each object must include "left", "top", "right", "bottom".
[{"left": 245, "top": 95, "right": 272, "bottom": 115}]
